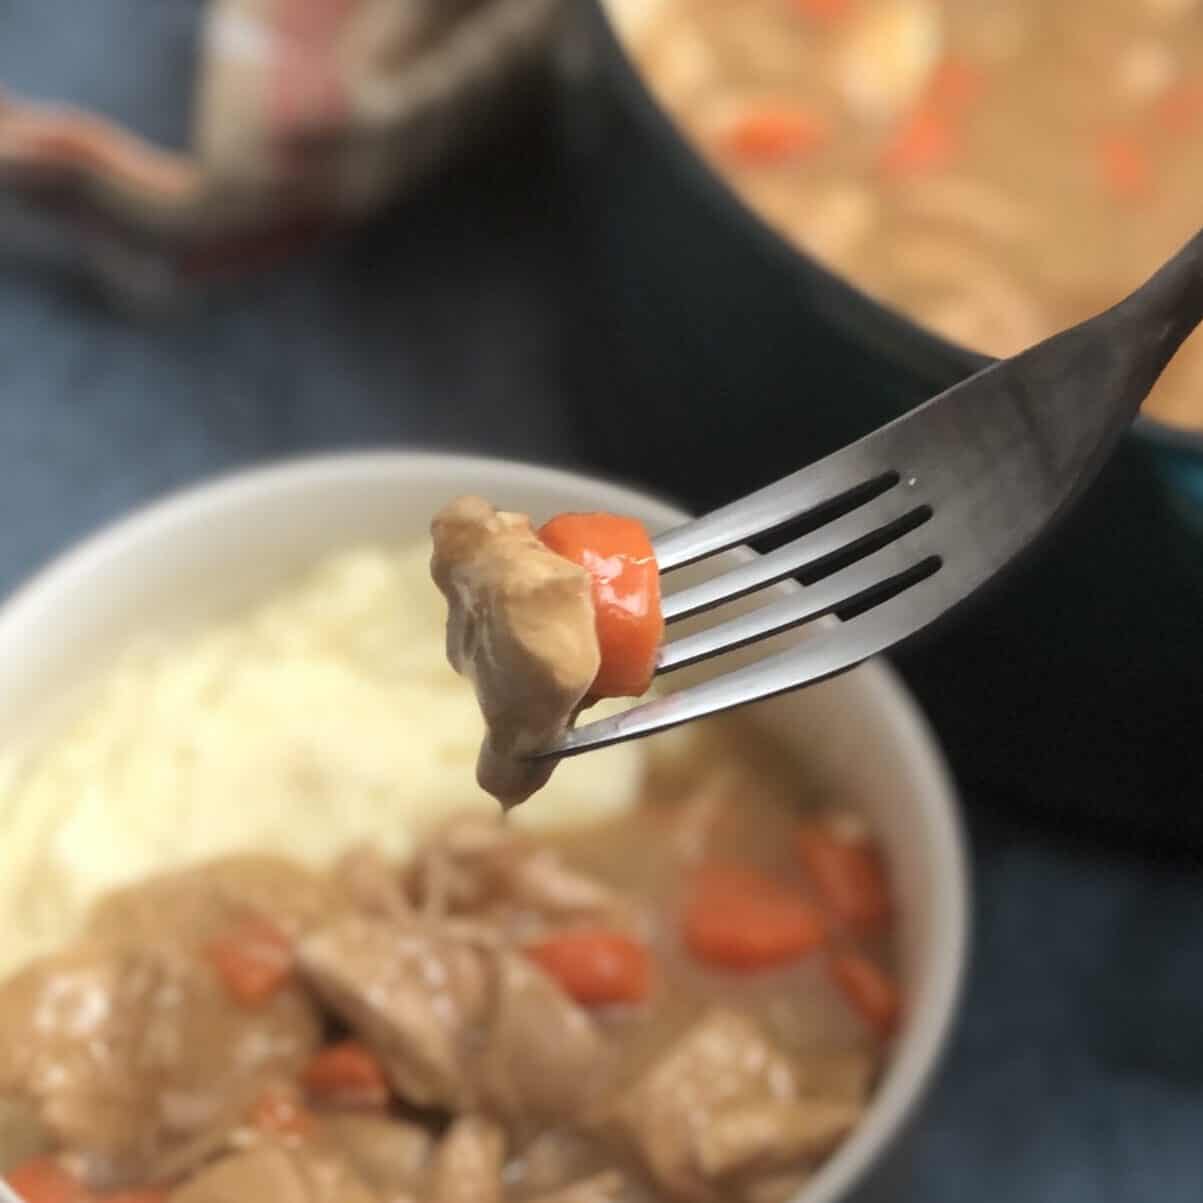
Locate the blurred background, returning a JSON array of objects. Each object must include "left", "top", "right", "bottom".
[{"left": 1, "top": 1, "right": 1202, "bottom": 1200}]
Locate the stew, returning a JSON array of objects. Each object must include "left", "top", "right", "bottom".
[
  {"left": 0, "top": 722, "right": 897, "bottom": 1203},
  {"left": 630, "top": 0, "right": 1203, "bottom": 429}
]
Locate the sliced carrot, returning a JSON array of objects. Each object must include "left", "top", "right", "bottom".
[
  {"left": 721, "top": 105, "right": 829, "bottom": 165},
  {"left": 247, "top": 1086, "right": 317, "bottom": 1141},
  {"left": 828, "top": 952, "right": 901, "bottom": 1037},
  {"left": 796, "top": 820, "right": 891, "bottom": 934},
  {"left": 538, "top": 513, "right": 663, "bottom": 698},
  {"left": 880, "top": 106, "right": 958, "bottom": 177},
  {"left": 3, "top": 1159, "right": 90, "bottom": 1203},
  {"left": 878, "top": 58, "right": 983, "bottom": 179},
  {"left": 926, "top": 57, "right": 987, "bottom": 111},
  {"left": 302, "top": 1041, "right": 391, "bottom": 1108},
  {"left": 3, "top": 1159, "right": 168, "bottom": 1203},
  {"left": 790, "top": 0, "right": 855, "bottom": 24},
  {"left": 526, "top": 929, "right": 653, "bottom": 1005},
  {"left": 205, "top": 916, "right": 294, "bottom": 1008},
  {"left": 1096, "top": 133, "right": 1154, "bottom": 204},
  {"left": 1157, "top": 81, "right": 1203, "bottom": 135},
  {"left": 683, "top": 864, "right": 826, "bottom": 971}
]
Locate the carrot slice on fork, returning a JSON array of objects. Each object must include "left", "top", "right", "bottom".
[{"left": 539, "top": 513, "right": 663, "bottom": 699}]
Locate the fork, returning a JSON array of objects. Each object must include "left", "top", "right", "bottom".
[{"left": 538, "top": 225, "right": 1203, "bottom": 759}]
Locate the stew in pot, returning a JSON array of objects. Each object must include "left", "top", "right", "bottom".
[{"left": 629, "top": 0, "right": 1203, "bottom": 429}]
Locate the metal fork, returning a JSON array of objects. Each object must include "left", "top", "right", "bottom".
[{"left": 539, "top": 226, "right": 1203, "bottom": 759}]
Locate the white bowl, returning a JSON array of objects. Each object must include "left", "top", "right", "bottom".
[{"left": 0, "top": 451, "right": 968, "bottom": 1203}]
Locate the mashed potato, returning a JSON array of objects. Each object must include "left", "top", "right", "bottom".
[{"left": 0, "top": 544, "right": 663, "bottom": 977}]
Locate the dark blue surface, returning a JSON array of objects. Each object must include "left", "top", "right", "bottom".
[{"left": 3, "top": 9, "right": 1203, "bottom": 1202}]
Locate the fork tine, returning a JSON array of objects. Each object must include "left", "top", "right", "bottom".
[
  {"left": 652, "top": 461, "right": 900, "bottom": 572},
  {"left": 656, "top": 538, "right": 939, "bottom": 674},
  {"left": 660, "top": 483, "right": 930, "bottom": 622},
  {"left": 536, "top": 571, "right": 954, "bottom": 759}
]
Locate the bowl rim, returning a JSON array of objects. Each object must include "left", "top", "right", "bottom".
[
  {"left": 586, "top": 0, "right": 1203, "bottom": 458},
  {"left": 0, "top": 450, "right": 969, "bottom": 1203}
]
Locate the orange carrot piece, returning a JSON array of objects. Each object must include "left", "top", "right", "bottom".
[
  {"left": 828, "top": 952, "right": 901, "bottom": 1037},
  {"left": 538, "top": 513, "right": 663, "bottom": 698},
  {"left": 4, "top": 1158, "right": 168, "bottom": 1203},
  {"left": 790, "top": 0, "right": 855, "bottom": 23},
  {"left": 721, "top": 106, "right": 829, "bottom": 164},
  {"left": 3, "top": 1159, "right": 90, "bottom": 1203},
  {"left": 205, "top": 916, "right": 294, "bottom": 1008},
  {"left": 683, "top": 864, "right": 826, "bottom": 970},
  {"left": 926, "top": 57, "right": 986, "bottom": 111},
  {"left": 526, "top": 929, "right": 653, "bottom": 1005},
  {"left": 796, "top": 820, "right": 891, "bottom": 934},
  {"left": 880, "top": 107, "right": 958, "bottom": 176},
  {"left": 247, "top": 1087, "right": 317, "bottom": 1141},
  {"left": 302, "top": 1041, "right": 391, "bottom": 1108},
  {"left": 1157, "top": 81, "right": 1203, "bottom": 135},
  {"left": 1096, "top": 133, "right": 1154, "bottom": 204}
]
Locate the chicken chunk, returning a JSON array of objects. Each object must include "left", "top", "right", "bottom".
[
  {"left": 297, "top": 916, "right": 605, "bottom": 1127},
  {"left": 427, "top": 1116, "right": 506, "bottom": 1203},
  {"left": 0, "top": 940, "right": 320, "bottom": 1189},
  {"left": 86, "top": 855, "right": 351, "bottom": 947},
  {"left": 507, "top": 1128, "right": 608, "bottom": 1196},
  {"left": 697, "top": 1099, "right": 860, "bottom": 1179},
  {"left": 167, "top": 1145, "right": 377, "bottom": 1203},
  {"left": 430, "top": 495, "right": 600, "bottom": 806},
  {"left": 298, "top": 917, "right": 489, "bottom": 1110},
  {"left": 607, "top": 1009, "right": 821, "bottom": 1201},
  {"left": 322, "top": 1114, "right": 432, "bottom": 1197},
  {"left": 476, "top": 947, "right": 610, "bottom": 1131}
]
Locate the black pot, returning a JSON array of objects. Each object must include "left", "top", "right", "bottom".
[{"left": 553, "top": 0, "right": 1203, "bottom": 848}]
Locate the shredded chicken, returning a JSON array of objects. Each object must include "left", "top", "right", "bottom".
[
  {"left": 409, "top": 815, "right": 638, "bottom": 935},
  {"left": 431, "top": 495, "right": 600, "bottom": 806},
  {"left": 333, "top": 846, "right": 415, "bottom": 923}
]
